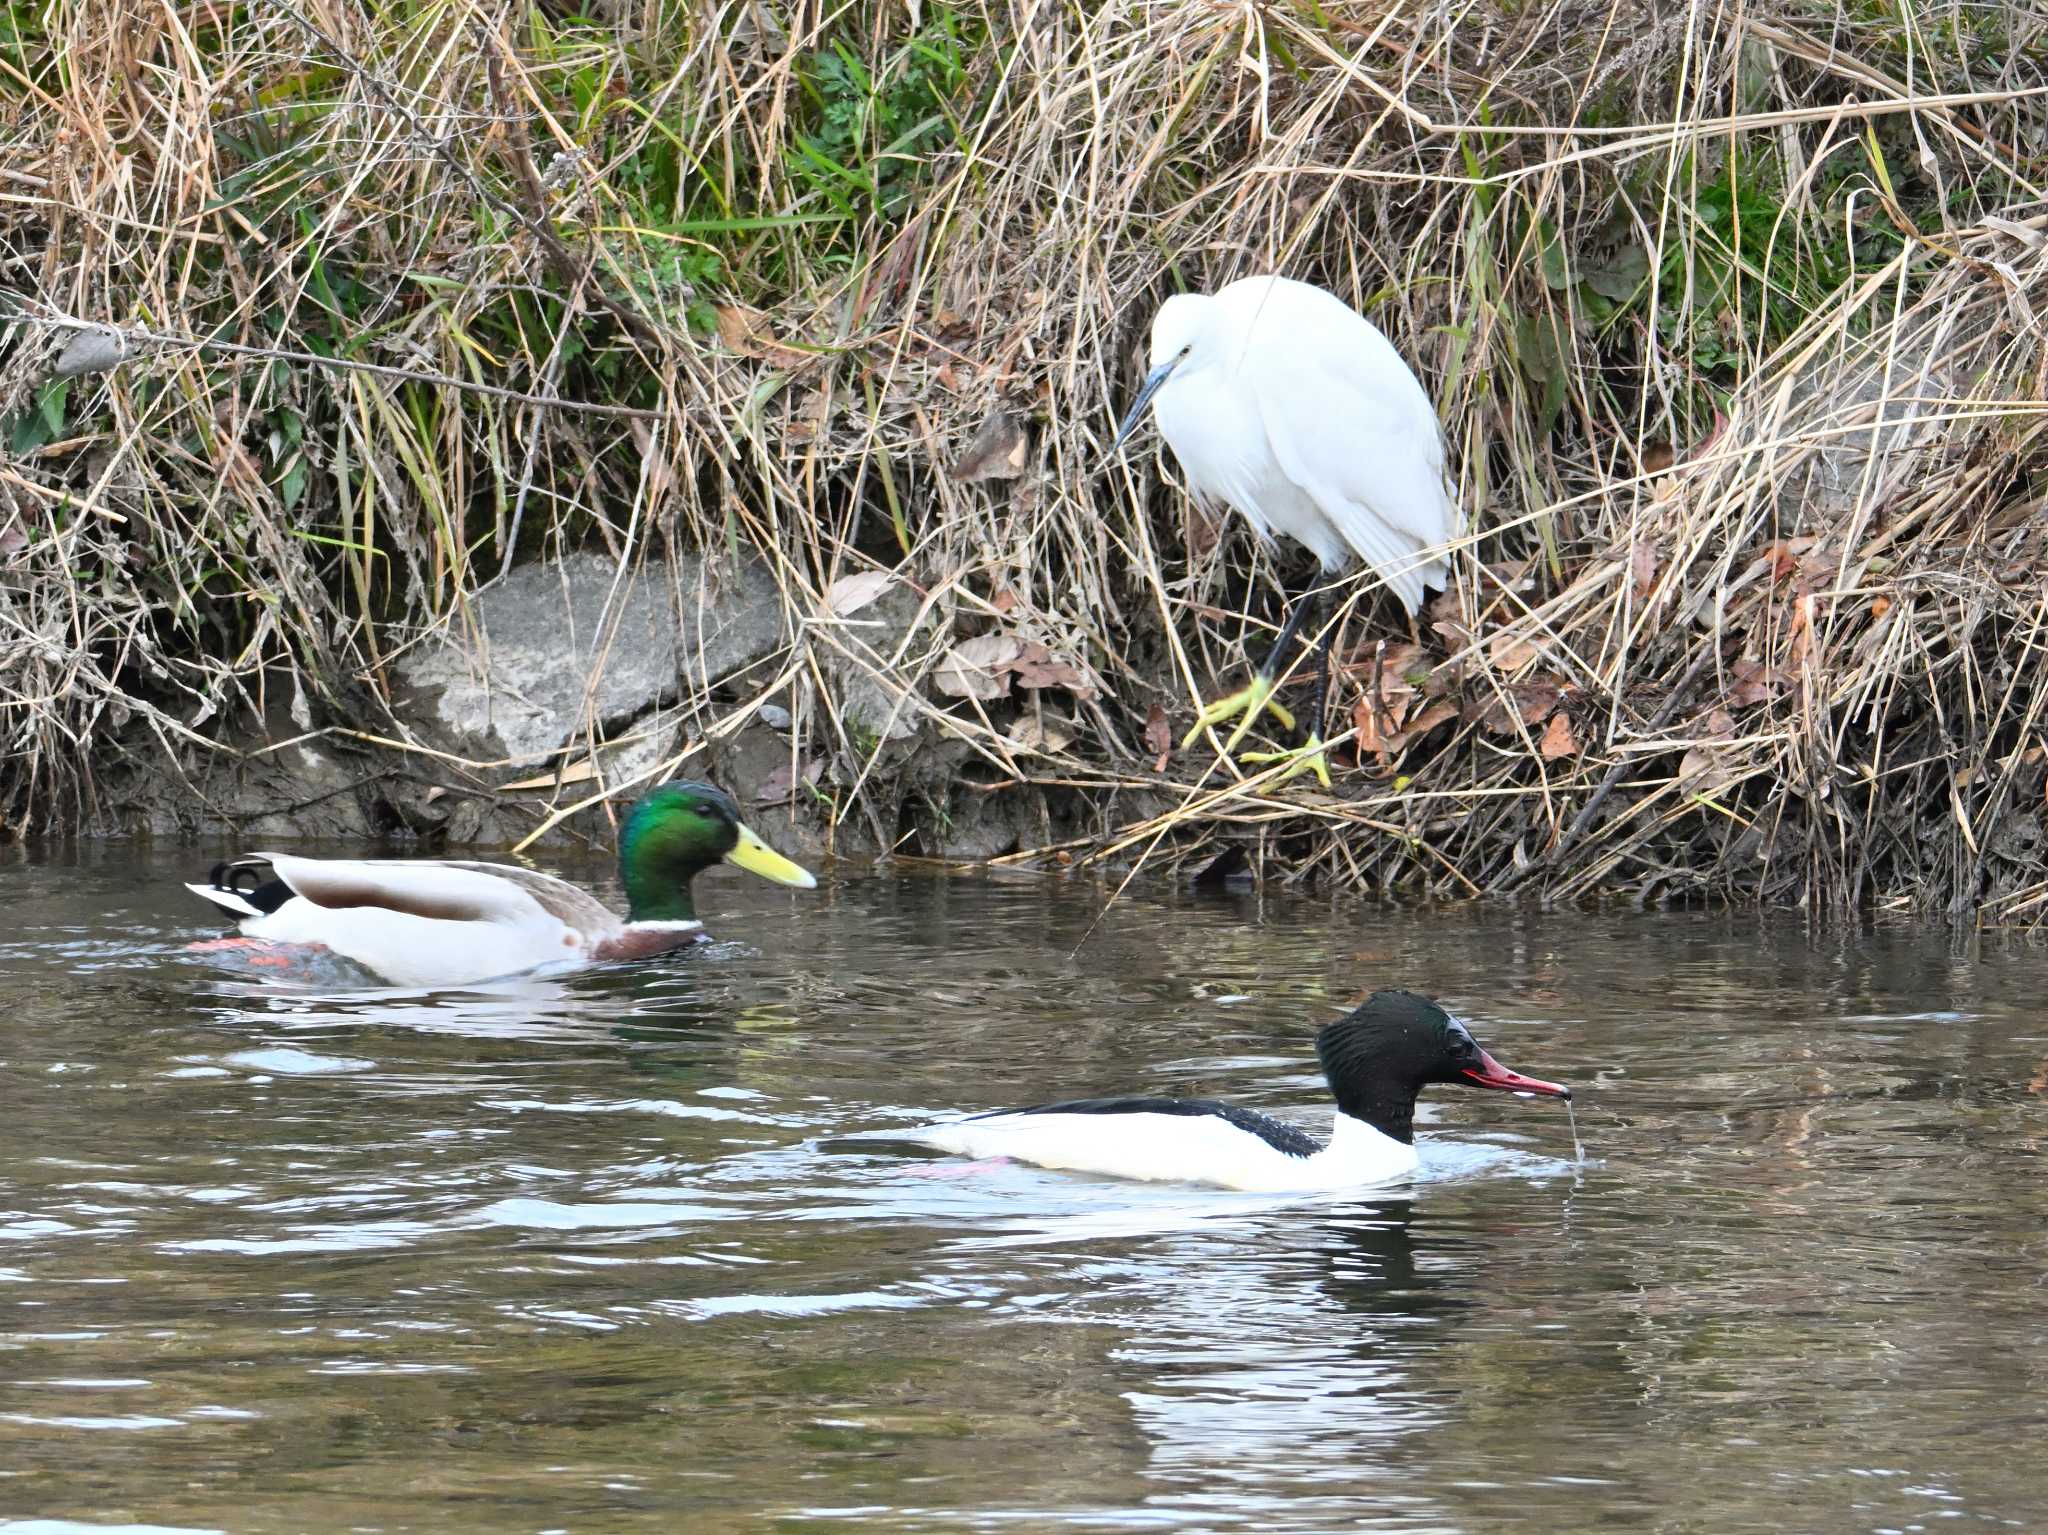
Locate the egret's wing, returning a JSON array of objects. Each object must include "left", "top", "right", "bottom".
[
  {"left": 1150, "top": 369, "right": 1283, "bottom": 548},
  {"left": 1227, "top": 280, "right": 1461, "bottom": 610},
  {"left": 257, "top": 853, "right": 589, "bottom": 928}
]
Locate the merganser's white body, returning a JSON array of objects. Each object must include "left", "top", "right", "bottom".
[
  {"left": 908, "top": 1107, "right": 1416, "bottom": 1193},
  {"left": 895, "top": 991, "right": 1570, "bottom": 1193}
]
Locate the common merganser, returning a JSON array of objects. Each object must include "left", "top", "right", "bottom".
[{"left": 902, "top": 990, "right": 1569, "bottom": 1192}]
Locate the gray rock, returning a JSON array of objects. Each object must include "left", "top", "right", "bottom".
[
  {"left": 396, "top": 552, "right": 786, "bottom": 764},
  {"left": 1775, "top": 304, "right": 1988, "bottom": 528},
  {"left": 826, "top": 583, "right": 935, "bottom": 745}
]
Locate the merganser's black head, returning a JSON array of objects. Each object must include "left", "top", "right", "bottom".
[{"left": 1316, "top": 990, "right": 1570, "bottom": 1145}]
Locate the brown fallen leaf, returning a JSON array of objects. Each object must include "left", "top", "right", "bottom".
[
  {"left": 1699, "top": 704, "right": 1737, "bottom": 740},
  {"left": 1490, "top": 633, "right": 1540, "bottom": 671},
  {"left": 1347, "top": 641, "right": 1433, "bottom": 693},
  {"left": 1727, "top": 658, "right": 1791, "bottom": 709},
  {"left": 500, "top": 758, "right": 603, "bottom": 792},
  {"left": 1143, "top": 701, "right": 1171, "bottom": 769},
  {"left": 950, "top": 410, "right": 1029, "bottom": 482},
  {"left": 786, "top": 387, "right": 830, "bottom": 443},
  {"left": 1788, "top": 594, "right": 1815, "bottom": 667},
  {"left": 1480, "top": 682, "right": 1562, "bottom": 735},
  {"left": 1010, "top": 642, "right": 1097, "bottom": 699},
  {"left": 1539, "top": 710, "right": 1580, "bottom": 760},
  {"left": 756, "top": 757, "right": 824, "bottom": 806},
  {"left": 1008, "top": 713, "right": 1075, "bottom": 754},
  {"left": 990, "top": 587, "right": 1018, "bottom": 615},
  {"left": 823, "top": 569, "right": 894, "bottom": 618},
  {"left": 714, "top": 303, "right": 810, "bottom": 366},
  {"left": 1630, "top": 539, "right": 1659, "bottom": 599},
  {"left": 933, "top": 633, "right": 1024, "bottom": 699},
  {"left": 1356, "top": 695, "right": 1458, "bottom": 759},
  {"left": 1678, "top": 744, "right": 1739, "bottom": 796}
]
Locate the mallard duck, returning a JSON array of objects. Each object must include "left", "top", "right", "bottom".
[{"left": 185, "top": 781, "right": 816, "bottom": 988}]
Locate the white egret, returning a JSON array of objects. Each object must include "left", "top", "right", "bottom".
[{"left": 1110, "top": 274, "right": 1461, "bottom": 786}]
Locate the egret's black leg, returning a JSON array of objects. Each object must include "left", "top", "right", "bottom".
[
  {"left": 1307, "top": 608, "right": 1335, "bottom": 745},
  {"left": 1182, "top": 580, "right": 1313, "bottom": 751},
  {"left": 1255, "top": 585, "right": 1318, "bottom": 688}
]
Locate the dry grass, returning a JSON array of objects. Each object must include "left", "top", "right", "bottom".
[{"left": 3, "top": 0, "right": 2047, "bottom": 919}]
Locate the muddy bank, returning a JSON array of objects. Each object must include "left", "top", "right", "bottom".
[{"left": 99, "top": 546, "right": 1164, "bottom": 868}]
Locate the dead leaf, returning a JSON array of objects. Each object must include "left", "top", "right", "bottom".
[
  {"left": 990, "top": 588, "right": 1018, "bottom": 615},
  {"left": 756, "top": 757, "right": 824, "bottom": 806},
  {"left": 1481, "top": 682, "right": 1562, "bottom": 735},
  {"left": 1630, "top": 540, "right": 1659, "bottom": 599},
  {"left": 1008, "top": 714, "right": 1075, "bottom": 754},
  {"left": 714, "top": 303, "right": 810, "bottom": 366},
  {"left": 824, "top": 569, "right": 894, "bottom": 618},
  {"left": 1869, "top": 595, "right": 1893, "bottom": 621},
  {"left": 1727, "top": 659, "right": 1790, "bottom": 709},
  {"left": 1143, "top": 702, "right": 1171, "bottom": 769},
  {"left": 1490, "top": 633, "right": 1540, "bottom": 671},
  {"left": 1789, "top": 594, "right": 1815, "bottom": 667},
  {"left": 1642, "top": 442, "right": 1675, "bottom": 474},
  {"left": 501, "top": 758, "right": 602, "bottom": 792},
  {"left": 933, "top": 633, "right": 1024, "bottom": 699},
  {"left": 1186, "top": 504, "right": 1222, "bottom": 559},
  {"left": 1539, "top": 711, "right": 1580, "bottom": 760},
  {"left": 786, "top": 387, "right": 831, "bottom": 443},
  {"left": 1678, "top": 744, "right": 1739, "bottom": 796},
  {"left": 1009, "top": 642, "right": 1097, "bottom": 699},
  {"left": 1356, "top": 695, "right": 1457, "bottom": 758},
  {"left": 1699, "top": 705, "right": 1737, "bottom": 740},
  {"left": 1431, "top": 618, "right": 1473, "bottom": 649},
  {"left": 950, "top": 410, "right": 1029, "bottom": 482}
]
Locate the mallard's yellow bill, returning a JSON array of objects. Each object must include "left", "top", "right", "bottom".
[{"left": 726, "top": 823, "right": 817, "bottom": 889}]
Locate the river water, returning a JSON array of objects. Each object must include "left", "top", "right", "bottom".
[{"left": 1, "top": 846, "right": 2043, "bottom": 1532}]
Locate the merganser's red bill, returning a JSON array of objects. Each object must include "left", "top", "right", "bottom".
[{"left": 1462, "top": 1049, "right": 1570, "bottom": 1099}]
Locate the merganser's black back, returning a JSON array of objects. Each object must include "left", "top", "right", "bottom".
[{"left": 974, "top": 1096, "right": 1322, "bottom": 1159}]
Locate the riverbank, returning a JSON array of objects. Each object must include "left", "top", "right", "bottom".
[{"left": 4, "top": 2, "right": 2046, "bottom": 919}]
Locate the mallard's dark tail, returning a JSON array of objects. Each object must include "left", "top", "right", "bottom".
[{"left": 185, "top": 857, "right": 294, "bottom": 923}]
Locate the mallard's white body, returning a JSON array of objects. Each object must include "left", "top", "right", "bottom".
[{"left": 186, "top": 853, "right": 693, "bottom": 989}]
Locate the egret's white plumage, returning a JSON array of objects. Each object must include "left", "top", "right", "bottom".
[{"left": 1129, "top": 274, "right": 1460, "bottom": 612}]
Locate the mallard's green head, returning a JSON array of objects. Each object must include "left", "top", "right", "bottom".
[{"left": 618, "top": 781, "right": 816, "bottom": 923}]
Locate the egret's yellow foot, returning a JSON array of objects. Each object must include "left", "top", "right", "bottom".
[
  {"left": 1241, "top": 736, "right": 1334, "bottom": 789},
  {"left": 1180, "top": 674, "right": 1297, "bottom": 753}
]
